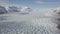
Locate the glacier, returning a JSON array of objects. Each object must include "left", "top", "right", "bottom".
[{"left": 0, "top": 8, "right": 60, "bottom": 34}]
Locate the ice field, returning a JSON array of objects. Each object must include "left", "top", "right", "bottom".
[{"left": 0, "top": 9, "right": 60, "bottom": 34}]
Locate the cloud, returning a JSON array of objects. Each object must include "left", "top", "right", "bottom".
[
  {"left": 35, "top": 1, "right": 44, "bottom": 4},
  {"left": 0, "top": 0, "right": 9, "bottom": 6},
  {"left": 0, "top": 0, "right": 11, "bottom": 9},
  {"left": 35, "top": 0, "right": 44, "bottom": 4},
  {"left": 0, "top": 0, "right": 20, "bottom": 9},
  {"left": 35, "top": 0, "right": 60, "bottom": 5}
]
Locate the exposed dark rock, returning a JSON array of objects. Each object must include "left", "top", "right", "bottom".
[
  {"left": 57, "top": 12, "right": 60, "bottom": 14},
  {"left": 0, "top": 6, "right": 7, "bottom": 14},
  {"left": 8, "top": 6, "right": 20, "bottom": 12},
  {"left": 57, "top": 18, "right": 60, "bottom": 21},
  {"left": 57, "top": 24, "right": 60, "bottom": 29}
]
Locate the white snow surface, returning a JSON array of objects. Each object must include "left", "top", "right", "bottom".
[{"left": 0, "top": 9, "right": 60, "bottom": 34}]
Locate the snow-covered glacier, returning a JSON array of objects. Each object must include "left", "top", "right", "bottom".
[{"left": 0, "top": 8, "right": 60, "bottom": 34}]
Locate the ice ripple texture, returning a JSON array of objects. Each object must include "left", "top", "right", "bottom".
[
  {"left": 0, "top": 14, "right": 60, "bottom": 34},
  {"left": 0, "top": 20, "right": 59, "bottom": 34}
]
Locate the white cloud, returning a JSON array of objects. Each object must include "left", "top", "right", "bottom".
[
  {"left": 0, "top": 0, "right": 9, "bottom": 5},
  {"left": 35, "top": 0, "right": 60, "bottom": 5},
  {"left": 0, "top": 0, "right": 10, "bottom": 9},
  {"left": 35, "top": 0, "right": 44, "bottom": 4},
  {"left": 35, "top": 1, "right": 44, "bottom": 4},
  {"left": 0, "top": 0, "right": 27, "bottom": 10}
]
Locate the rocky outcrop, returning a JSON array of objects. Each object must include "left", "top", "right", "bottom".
[
  {"left": 8, "top": 6, "right": 20, "bottom": 12},
  {"left": 0, "top": 6, "right": 7, "bottom": 14},
  {"left": 52, "top": 8, "right": 60, "bottom": 29}
]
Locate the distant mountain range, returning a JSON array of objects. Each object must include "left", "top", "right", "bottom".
[{"left": 0, "top": 6, "right": 32, "bottom": 15}]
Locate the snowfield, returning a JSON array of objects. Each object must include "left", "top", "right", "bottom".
[{"left": 0, "top": 8, "right": 60, "bottom": 34}]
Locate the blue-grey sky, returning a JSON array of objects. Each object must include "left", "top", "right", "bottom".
[{"left": 0, "top": 0, "right": 60, "bottom": 8}]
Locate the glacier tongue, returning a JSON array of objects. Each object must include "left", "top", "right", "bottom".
[
  {"left": 0, "top": 13, "right": 60, "bottom": 34},
  {"left": 0, "top": 21, "right": 59, "bottom": 34}
]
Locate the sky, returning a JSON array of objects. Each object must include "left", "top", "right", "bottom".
[{"left": 0, "top": 0, "right": 60, "bottom": 8}]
